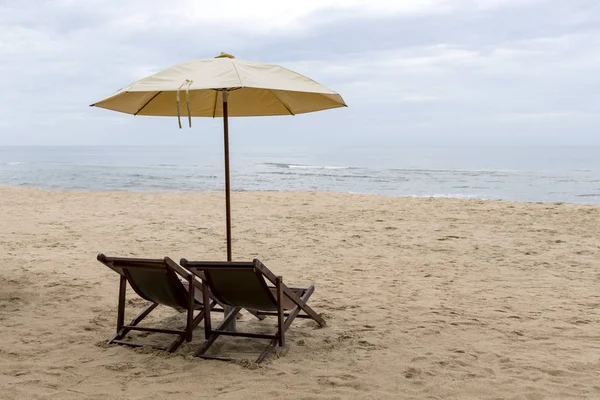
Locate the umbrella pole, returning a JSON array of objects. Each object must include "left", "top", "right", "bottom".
[
  {"left": 222, "top": 90, "right": 236, "bottom": 331},
  {"left": 223, "top": 91, "right": 232, "bottom": 262}
]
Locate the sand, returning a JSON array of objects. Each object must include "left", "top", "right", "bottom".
[{"left": 0, "top": 186, "right": 599, "bottom": 399}]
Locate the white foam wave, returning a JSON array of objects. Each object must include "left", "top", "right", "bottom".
[
  {"left": 410, "top": 193, "right": 484, "bottom": 200},
  {"left": 289, "top": 164, "right": 348, "bottom": 170},
  {"left": 265, "top": 162, "right": 351, "bottom": 170}
]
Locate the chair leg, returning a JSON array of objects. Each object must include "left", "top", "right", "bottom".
[
  {"left": 197, "top": 288, "right": 319, "bottom": 364},
  {"left": 165, "top": 304, "right": 206, "bottom": 352},
  {"left": 202, "top": 280, "right": 212, "bottom": 340},
  {"left": 195, "top": 306, "right": 242, "bottom": 357},
  {"left": 167, "top": 335, "right": 187, "bottom": 353},
  {"left": 113, "top": 302, "right": 211, "bottom": 353},
  {"left": 282, "top": 286, "right": 315, "bottom": 334},
  {"left": 186, "top": 278, "right": 195, "bottom": 342},
  {"left": 282, "top": 284, "right": 326, "bottom": 327},
  {"left": 116, "top": 275, "right": 127, "bottom": 333},
  {"left": 256, "top": 338, "right": 278, "bottom": 364},
  {"left": 250, "top": 289, "right": 316, "bottom": 363},
  {"left": 109, "top": 275, "right": 217, "bottom": 353},
  {"left": 276, "top": 276, "right": 285, "bottom": 347},
  {"left": 256, "top": 287, "right": 313, "bottom": 364},
  {"left": 207, "top": 288, "right": 316, "bottom": 364},
  {"left": 110, "top": 302, "right": 158, "bottom": 343},
  {"left": 169, "top": 300, "right": 219, "bottom": 352}
]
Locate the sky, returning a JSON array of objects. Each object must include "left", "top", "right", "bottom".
[{"left": 0, "top": 0, "right": 599, "bottom": 147}]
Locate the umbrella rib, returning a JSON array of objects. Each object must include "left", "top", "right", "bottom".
[
  {"left": 269, "top": 90, "right": 295, "bottom": 116},
  {"left": 230, "top": 59, "right": 244, "bottom": 87},
  {"left": 134, "top": 92, "right": 162, "bottom": 116}
]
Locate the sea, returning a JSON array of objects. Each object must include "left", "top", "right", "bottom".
[{"left": 1, "top": 145, "right": 599, "bottom": 204}]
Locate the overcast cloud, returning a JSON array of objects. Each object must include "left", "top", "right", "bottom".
[{"left": 0, "top": 0, "right": 599, "bottom": 146}]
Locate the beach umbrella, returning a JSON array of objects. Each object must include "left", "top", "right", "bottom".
[{"left": 91, "top": 53, "right": 346, "bottom": 262}]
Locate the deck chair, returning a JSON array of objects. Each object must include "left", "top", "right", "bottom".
[
  {"left": 180, "top": 258, "right": 327, "bottom": 363},
  {"left": 97, "top": 253, "right": 223, "bottom": 352}
]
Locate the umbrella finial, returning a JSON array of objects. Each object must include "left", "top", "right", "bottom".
[{"left": 215, "top": 52, "right": 235, "bottom": 59}]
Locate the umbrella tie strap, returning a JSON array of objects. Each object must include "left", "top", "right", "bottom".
[
  {"left": 176, "top": 82, "right": 185, "bottom": 129},
  {"left": 176, "top": 80, "right": 193, "bottom": 129},
  {"left": 185, "top": 79, "right": 192, "bottom": 128}
]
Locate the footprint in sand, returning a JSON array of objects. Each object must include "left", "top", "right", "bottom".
[{"left": 404, "top": 367, "right": 422, "bottom": 379}]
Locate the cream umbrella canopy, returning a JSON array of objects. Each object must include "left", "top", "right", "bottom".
[{"left": 91, "top": 53, "right": 346, "bottom": 261}]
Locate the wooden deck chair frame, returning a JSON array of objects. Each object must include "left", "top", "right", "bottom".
[
  {"left": 181, "top": 258, "right": 326, "bottom": 363},
  {"left": 97, "top": 254, "right": 223, "bottom": 353}
]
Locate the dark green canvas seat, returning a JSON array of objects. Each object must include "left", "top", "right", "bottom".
[
  {"left": 97, "top": 254, "right": 221, "bottom": 352},
  {"left": 181, "top": 258, "right": 326, "bottom": 363}
]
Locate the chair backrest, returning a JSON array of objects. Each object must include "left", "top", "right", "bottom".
[
  {"left": 98, "top": 254, "right": 189, "bottom": 310},
  {"left": 181, "top": 260, "right": 279, "bottom": 312}
]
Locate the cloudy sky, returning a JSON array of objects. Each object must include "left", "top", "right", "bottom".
[{"left": 1, "top": 0, "right": 598, "bottom": 146}]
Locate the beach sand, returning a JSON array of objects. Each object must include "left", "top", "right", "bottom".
[{"left": 0, "top": 187, "right": 599, "bottom": 399}]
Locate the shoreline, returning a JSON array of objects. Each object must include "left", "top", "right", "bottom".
[{"left": 2, "top": 185, "right": 600, "bottom": 206}]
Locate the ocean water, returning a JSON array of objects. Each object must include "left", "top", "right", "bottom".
[{"left": 0, "top": 146, "right": 599, "bottom": 204}]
